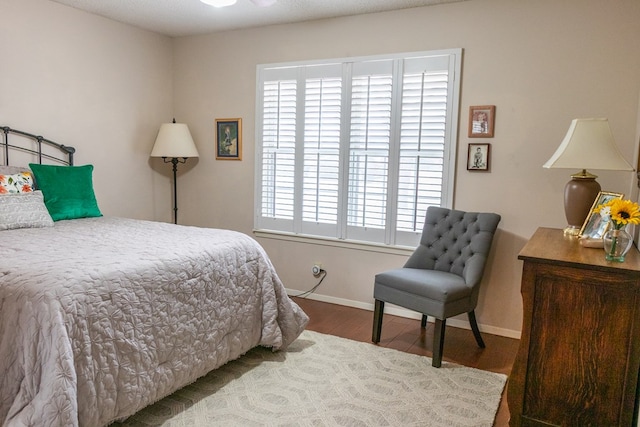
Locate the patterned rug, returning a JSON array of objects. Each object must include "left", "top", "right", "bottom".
[{"left": 115, "top": 330, "right": 507, "bottom": 426}]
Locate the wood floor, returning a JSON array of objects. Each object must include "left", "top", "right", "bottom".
[{"left": 292, "top": 297, "right": 520, "bottom": 427}]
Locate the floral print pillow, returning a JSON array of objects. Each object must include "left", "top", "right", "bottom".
[{"left": 0, "top": 172, "right": 34, "bottom": 194}]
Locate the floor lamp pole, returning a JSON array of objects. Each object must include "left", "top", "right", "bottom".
[
  {"left": 171, "top": 157, "right": 179, "bottom": 225},
  {"left": 163, "top": 157, "right": 187, "bottom": 225}
]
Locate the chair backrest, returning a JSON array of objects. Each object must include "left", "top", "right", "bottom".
[{"left": 404, "top": 206, "right": 501, "bottom": 288}]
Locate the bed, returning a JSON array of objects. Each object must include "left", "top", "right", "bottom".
[{"left": 0, "top": 126, "right": 309, "bottom": 426}]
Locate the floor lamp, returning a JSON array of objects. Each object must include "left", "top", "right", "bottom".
[
  {"left": 151, "top": 119, "right": 199, "bottom": 224},
  {"left": 543, "top": 118, "right": 633, "bottom": 236}
]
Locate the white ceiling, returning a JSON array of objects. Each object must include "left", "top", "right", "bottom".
[{"left": 49, "top": 0, "right": 467, "bottom": 38}]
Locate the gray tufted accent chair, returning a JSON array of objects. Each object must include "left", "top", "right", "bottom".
[{"left": 372, "top": 206, "right": 501, "bottom": 367}]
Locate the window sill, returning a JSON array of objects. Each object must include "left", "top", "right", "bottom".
[{"left": 252, "top": 229, "right": 415, "bottom": 255}]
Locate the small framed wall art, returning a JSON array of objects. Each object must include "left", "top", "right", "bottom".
[
  {"left": 216, "top": 118, "right": 242, "bottom": 160},
  {"left": 467, "top": 143, "right": 491, "bottom": 171},
  {"left": 468, "top": 105, "right": 496, "bottom": 138}
]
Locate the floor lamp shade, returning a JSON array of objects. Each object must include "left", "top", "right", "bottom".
[
  {"left": 543, "top": 118, "right": 633, "bottom": 235},
  {"left": 150, "top": 121, "right": 199, "bottom": 224},
  {"left": 150, "top": 123, "right": 199, "bottom": 159}
]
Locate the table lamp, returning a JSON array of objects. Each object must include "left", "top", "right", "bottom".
[
  {"left": 543, "top": 118, "right": 633, "bottom": 236},
  {"left": 151, "top": 119, "right": 199, "bottom": 224}
]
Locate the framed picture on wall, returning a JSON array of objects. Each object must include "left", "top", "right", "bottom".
[
  {"left": 468, "top": 105, "right": 496, "bottom": 138},
  {"left": 579, "top": 191, "right": 624, "bottom": 239},
  {"left": 467, "top": 143, "right": 491, "bottom": 171},
  {"left": 215, "top": 118, "right": 242, "bottom": 160}
]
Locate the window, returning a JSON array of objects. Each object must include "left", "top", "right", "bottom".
[{"left": 255, "top": 49, "right": 461, "bottom": 247}]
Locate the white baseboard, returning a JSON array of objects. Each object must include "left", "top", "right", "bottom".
[{"left": 287, "top": 289, "right": 522, "bottom": 340}]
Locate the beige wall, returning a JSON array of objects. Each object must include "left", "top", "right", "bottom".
[
  {"left": 1, "top": 0, "right": 173, "bottom": 221},
  {"left": 3, "top": 0, "right": 640, "bottom": 338},
  {"left": 173, "top": 0, "right": 640, "bottom": 337}
]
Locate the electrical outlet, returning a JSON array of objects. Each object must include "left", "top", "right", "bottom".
[{"left": 312, "top": 263, "right": 323, "bottom": 276}]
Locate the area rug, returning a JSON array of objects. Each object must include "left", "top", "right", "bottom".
[{"left": 115, "top": 330, "right": 507, "bottom": 427}]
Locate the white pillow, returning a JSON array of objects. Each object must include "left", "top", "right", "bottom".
[{"left": 0, "top": 191, "right": 54, "bottom": 230}]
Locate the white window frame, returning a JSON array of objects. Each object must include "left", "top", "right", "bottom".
[{"left": 254, "top": 48, "right": 461, "bottom": 249}]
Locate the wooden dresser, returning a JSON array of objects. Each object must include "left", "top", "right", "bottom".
[{"left": 508, "top": 227, "right": 640, "bottom": 426}]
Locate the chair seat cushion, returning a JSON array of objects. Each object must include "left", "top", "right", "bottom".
[{"left": 375, "top": 268, "right": 470, "bottom": 303}]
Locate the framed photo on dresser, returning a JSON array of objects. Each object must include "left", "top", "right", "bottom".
[{"left": 579, "top": 191, "right": 623, "bottom": 239}]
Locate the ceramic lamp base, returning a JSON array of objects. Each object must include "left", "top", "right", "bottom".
[{"left": 564, "top": 171, "right": 600, "bottom": 233}]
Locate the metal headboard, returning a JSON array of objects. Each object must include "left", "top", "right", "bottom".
[{"left": 1, "top": 126, "right": 75, "bottom": 166}]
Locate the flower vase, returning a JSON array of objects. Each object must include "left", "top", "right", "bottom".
[{"left": 603, "top": 228, "right": 633, "bottom": 262}]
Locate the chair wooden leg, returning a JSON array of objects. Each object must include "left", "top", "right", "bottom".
[
  {"left": 421, "top": 314, "right": 428, "bottom": 328},
  {"left": 432, "top": 318, "right": 446, "bottom": 368},
  {"left": 468, "top": 310, "right": 486, "bottom": 348},
  {"left": 372, "top": 300, "right": 384, "bottom": 343}
]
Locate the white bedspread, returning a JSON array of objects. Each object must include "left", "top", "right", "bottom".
[{"left": 0, "top": 217, "right": 308, "bottom": 426}]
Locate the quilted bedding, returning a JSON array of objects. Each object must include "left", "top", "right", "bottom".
[{"left": 0, "top": 217, "right": 309, "bottom": 426}]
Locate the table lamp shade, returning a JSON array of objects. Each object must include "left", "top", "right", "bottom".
[
  {"left": 543, "top": 118, "right": 632, "bottom": 171},
  {"left": 151, "top": 123, "right": 199, "bottom": 158},
  {"left": 543, "top": 118, "right": 633, "bottom": 236}
]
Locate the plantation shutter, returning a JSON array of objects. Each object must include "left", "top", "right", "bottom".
[
  {"left": 300, "top": 64, "right": 343, "bottom": 237},
  {"left": 257, "top": 67, "right": 298, "bottom": 232},
  {"left": 345, "top": 60, "right": 394, "bottom": 243},
  {"left": 395, "top": 55, "right": 455, "bottom": 246}
]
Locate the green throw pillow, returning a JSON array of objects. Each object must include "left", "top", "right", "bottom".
[{"left": 29, "top": 163, "right": 102, "bottom": 221}]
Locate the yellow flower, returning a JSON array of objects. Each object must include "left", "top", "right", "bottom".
[{"left": 596, "top": 198, "right": 640, "bottom": 229}]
